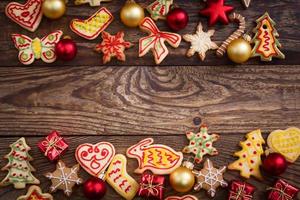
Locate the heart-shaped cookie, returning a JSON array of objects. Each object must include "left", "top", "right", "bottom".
[
  {"left": 75, "top": 142, "right": 115, "bottom": 177},
  {"left": 5, "top": 0, "right": 43, "bottom": 32},
  {"left": 165, "top": 195, "right": 199, "bottom": 200},
  {"left": 70, "top": 7, "right": 113, "bottom": 40},
  {"left": 267, "top": 127, "right": 300, "bottom": 163}
]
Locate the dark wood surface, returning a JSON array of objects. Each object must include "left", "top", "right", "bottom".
[{"left": 0, "top": 0, "right": 299, "bottom": 200}]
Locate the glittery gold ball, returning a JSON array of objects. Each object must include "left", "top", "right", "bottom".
[
  {"left": 227, "top": 38, "right": 252, "bottom": 64},
  {"left": 42, "top": 0, "right": 66, "bottom": 20},
  {"left": 120, "top": 0, "right": 145, "bottom": 27},
  {"left": 169, "top": 166, "right": 195, "bottom": 192}
]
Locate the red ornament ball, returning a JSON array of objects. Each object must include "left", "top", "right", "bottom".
[
  {"left": 166, "top": 8, "right": 189, "bottom": 31},
  {"left": 55, "top": 37, "right": 77, "bottom": 61},
  {"left": 263, "top": 153, "right": 288, "bottom": 176},
  {"left": 83, "top": 178, "right": 107, "bottom": 200}
]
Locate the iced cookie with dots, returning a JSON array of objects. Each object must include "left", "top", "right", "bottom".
[
  {"left": 183, "top": 125, "right": 219, "bottom": 163},
  {"left": 17, "top": 185, "right": 53, "bottom": 200},
  {"left": 193, "top": 159, "right": 227, "bottom": 198},
  {"left": 228, "top": 129, "right": 265, "bottom": 180}
]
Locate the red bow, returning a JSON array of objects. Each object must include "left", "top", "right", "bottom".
[{"left": 139, "top": 17, "right": 181, "bottom": 64}]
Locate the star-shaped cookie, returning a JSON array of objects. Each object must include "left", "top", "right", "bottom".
[
  {"left": 95, "top": 31, "right": 133, "bottom": 64},
  {"left": 183, "top": 125, "right": 219, "bottom": 163},
  {"left": 17, "top": 185, "right": 53, "bottom": 200},
  {"left": 193, "top": 159, "right": 228, "bottom": 197},
  {"left": 45, "top": 160, "right": 82, "bottom": 197},
  {"left": 183, "top": 23, "right": 218, "bottom": 61},
  {"left": 199, "top": 0, "right": 234, "bottom": 26}
]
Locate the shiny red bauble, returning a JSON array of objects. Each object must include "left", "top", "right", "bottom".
[
  {"left": 55, "top": 37, "right": 77, "bottom": 61},
  {"left": 263, "top": 153, "right": 288, "bottom": 176},
  {"left": 83, "top": 178, "right": 107, "bottom": 200},
  {"left": 166, "top": 8, "right": 189, "bottom": 31}
]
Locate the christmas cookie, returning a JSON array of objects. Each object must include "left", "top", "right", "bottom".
[
  {"left": 146, "top": 0, "right": 173, "bottom": 20},
  {"left": 95, "top": 31, "right": 133, "bottom": 64},
  {"left": 139, "top": 17, "right": 181, "bottom": 64},
  {"left": 241, "top": 0, "right": 251, "bottom": 8},
  {"left": 74, "top": 0, "right": 111, "bottom": 6},
  {"left": 106, "top": 154, "right": 139, "bottom": 200},
  {"left": 183, "top": 23, "right": 218, "bottom": 61},
  {"left": 11, "top": 30, "right": 63, "bottom": 65},
  {"left": 5, "top": 0, "right": 43, "bottom": 32},
  {"left": 228, "top": 129, "right": 265, "bottom": 180},
  {"left": 45, "top": 160, "right": 82, "bottom": 196},
  {"left": 0, "top": 137, "right": 40, "bottom": 189},
  {"left": 193, "top": 159, "right": 228, "bottom": 198},
  {"left": 165, "top": 195, "right": 199, "bottom": 200},
  {"left": 126, "top": 138, "right": 183, "bottom": 175},
  {"left": 17, "top": 185, "right": 53, "bottom": 200},
  {"left": 251, "top": 12, "right": 285, "bottom": 61},
  {"left": 266, "top": 127, "right": 300, "bottom": 163},
  {"left": 70, "top": 7, "right": 113, "bottom": 40},
  {"left": 183, "top": 125, "right": 219, "bottom": 163},
  {"left": 75, "top": 141, "right": 115, "bottom": 178}
]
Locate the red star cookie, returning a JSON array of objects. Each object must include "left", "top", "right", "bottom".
[
  {"left": 95, "top": 31, "right": 133, "bottom": 64},
  {"left": 199, "top": 0, "right": 234, "bottom": 26}
]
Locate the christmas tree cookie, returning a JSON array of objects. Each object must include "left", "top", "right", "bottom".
[
  {"left": 0, "top": 137, "right": 40, "bottom": 189},
  {"left": 228, "top": 129, "right": 265, "bottom": 180},
  {"left": 183, "top": 125, "right": 219, "bottom": 163},
  {"left": 251, "top": 12, "right": 285, "bottom": 61}
]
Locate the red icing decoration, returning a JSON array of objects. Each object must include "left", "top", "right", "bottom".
[{"left": 199, "top": 0, "right": 233, "bottom": 26}]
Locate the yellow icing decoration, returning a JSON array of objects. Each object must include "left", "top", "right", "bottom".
[{"left": 31, "top": 38, "right": 42, "bottom": 59}]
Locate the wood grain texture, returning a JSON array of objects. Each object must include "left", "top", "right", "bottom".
[
  {"left": 0, "top": 136, "right": 299, "bottom": 200},
  {"left": 0, "top": 0, "right": 299, "bottom": 66}
]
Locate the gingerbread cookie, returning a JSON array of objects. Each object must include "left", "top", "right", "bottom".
[
  {"left": 165, "top": 195, "right": 199, "bottom": 200},
  {"left": 193, "top": 159, "right": 227, "bottom": 198},
  {"left": 183, "top": 23, "right": 218, "bottom": 61},
  {"left": 5, "top": 0, "right": 43, "bottom": 32},
  {"left": 126, "top": 138, "right": 183, "bottom": 175},
  {"left": 74, "top": 0, "right": 111, "bottom": 6},
  {"left": 251, "top": 12, "right": 285, "bottom": 61},
  {"left": 228, "top": 129, "right": 265, "bottom": 180},
  {"left": 11, "top": 30, "right": 63, "bottom": 65},
  {"left": 241, "top": 0, "right": 251, "bottom": 8},
  {"left": 139, "top": 17, "right": 181, "bottom": 64},
  {"left": 70, "top": 7, "right": 113, "bottom": 40},
  {"left": 95, "top": 31, "right": 133, "bottom": 64},
  {"left": 0, "top": 137, "right": 40, "bottom": 189},
  {"left": 17, "top": 185, "right": 53, "bottom": 200},
  {"left": 75, "top": 141, "right": 115, "bottom": 178},
  {"left": 146, "top": 0, "right": 173, "bottom": 20},
  {"left": 45, "top": 160, "right": 82, "bottom": 196},
  {"left": 183, "top": 125, "right": 219, "bottom": 163},
  {"left": 266, "top": 127, "right": 300, "bottom": 163},
  {"left": 106, "top": 154, "right": 139, "bottom": 200}
]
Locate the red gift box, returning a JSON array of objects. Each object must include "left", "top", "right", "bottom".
[
  {"left": 268, "top": 179, "right": 299, "bottom": 200},
  {"left": 228, "top": 180, "right": 255, "bottom": 200},
  {"left": 138, "top": 173, "right": 165, "bottom": 200},
  {"left": 38, "top": 131, "right": 68, "bottom": 161}
]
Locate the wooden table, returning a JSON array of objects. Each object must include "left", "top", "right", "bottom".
[{"left": 0, "top": 0, "right": 299, "bottom": 199}]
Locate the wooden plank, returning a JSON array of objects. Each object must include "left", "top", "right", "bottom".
[
  {"left": 0, "top": 135, "right": 299, "bottom": 200},
  {"left": 0, "top": 66, "right": 299, "bottom": 136},
  {"left": 0, "top": 0, "right": 299, "bottom": 66}
]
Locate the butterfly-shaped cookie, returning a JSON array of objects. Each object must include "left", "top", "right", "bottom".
[{"left": 11, "top": 30, "right": 63, "bottom": 65}]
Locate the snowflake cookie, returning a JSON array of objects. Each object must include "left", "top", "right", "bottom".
[
  {"left": 45, "top": 160, "right": 82, "bottom": 196},
  {"left": 183, "top": 125, "right": 219, "bottom": 163},
  {"left": 95, "top": 31, "right": 133, "bottom": 64},
  {"left": 183, "top": 23, "right": 218, "bottom": 61},
  {"left": 193, "top": 159, "right": 228, "bottom": 197}
]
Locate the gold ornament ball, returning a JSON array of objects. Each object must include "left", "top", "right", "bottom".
[
  {"left": 42, "top": 0, "right": 66, "bottom": 20},
  {"left": 120, "top": 0, "right": 145, "bottom": 27},
  {"left": 169, "top": 166, "right": 195, "bottom": 192},
  {"left": 227, "top": 38, "right": 252, "bottom": 64}
]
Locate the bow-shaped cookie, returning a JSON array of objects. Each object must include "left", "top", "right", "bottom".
[{"left": 139, "top": 17, "right": 181, "bottom": 64}]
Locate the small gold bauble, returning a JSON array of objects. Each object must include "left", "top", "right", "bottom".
[
  {"left": 42, "top": 0, "right": 66, "bottom": 19},
  {"left": 227, "top": 38, "right": 252, "bottom": 64},
  {"left": 120, "top": 0, "right": 145, "bottom": 27},
  {"left": 169, "top": 166, "right": 195, "bottom": 193}
]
